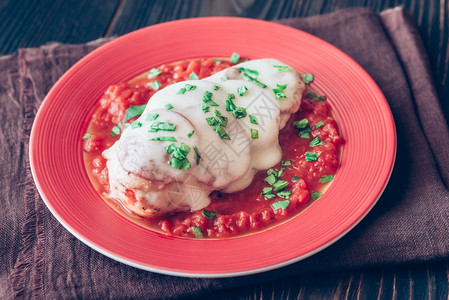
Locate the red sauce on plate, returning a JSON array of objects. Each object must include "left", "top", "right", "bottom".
[{"left": 83, "top": 57, "right": 345, "bottom": 239}]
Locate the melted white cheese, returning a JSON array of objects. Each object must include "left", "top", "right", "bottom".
[{"left": 104, "top": 58, "right": 305, "bottom": 217}]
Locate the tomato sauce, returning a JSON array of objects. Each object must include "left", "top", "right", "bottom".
[{"left": 83, "top": 57, "right": 345, "bottom": 239}]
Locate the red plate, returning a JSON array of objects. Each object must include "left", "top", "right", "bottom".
[{"left": 30, "top": 17, "right": 396, "bottom": 277}]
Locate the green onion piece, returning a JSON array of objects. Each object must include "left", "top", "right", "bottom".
[
  {"left": 124, "top": 104, "right": 147, "bottom": 121},
  {"left": 273, "top": 180, "right": 288, "bottom": 192},
  {"left": 301, "top": 73, "right": 314, "bottom": 84},
  {"left": 147, "top": 68, "right": 161, "bottom": 79},
  {"left": 165, "top": 142, "right": 191, "bottom": 170},
  {"left": 193, "top": 145, "right": 201, "bottom": 165},
  {"left": 264, "top": 193, "right": 276, "bottom": 200},
  {"left": 264, "top": 174, "right": 277, "bottom": 186},
  {"left": 206, "top": 117, "right": 219, "bottom": 126},
  {"left": 232, "top": 107, "right": 247, "bottom": 119},
  {"left": 310, "top": 137, "right": 325, "bottom": 147},
  {"left": 110, "top": 124, "right": 121, "bottom": 137},
  {"left": 277, "top": 190, "right": 292, "bottom": 199},
  {"left": 148, "top": 80, "right": 162, "bottom": 90},
  {"left": 165, "top": 103, "right": 174, "bottom": 110},
  {"left": 267, "top": 168, "right": 278, "bottom": 176},
  {"left": 319, "top": 175, "right": 334, "bottom": 183},
  {"left": 201, "top": 103, "right": 210, "bottom": 113},
  {"left": 220, "top": 76, "right": 228, "bottom": 81},
  {"left": 146, "top": 113, "right": 159, "bottom": 121},
  {"left": 280, "top": 160, "right": 291, "bottom": 166},
  {"left": 300, "top": 131, "right": 311, "bottom": 139},
  {"left": 315, "top": 121, "right": 325, "bottom": 129},
  {"left": 177, "top": 87, "right": 186, "bottom": 95},
  {"left": 308, "top": 92, "right": 326, "bottom": 102},
  {"left": 185, "top": 84, "right": 196, "bottom": 91},
  {"left": 201, "top": 210, "right": 218, "bottom": 220},
  {"left": 213, "top": 85, "right": 220, "bottom": 91},
  {"left": 237, "top": 85, "right": 248, "bottom": 96},
  {"left": 215, "top": 125, "right": 231, "bottom": 140},
  {"left": 242, "top": 72, "right": 267, "bottom": 88},
  {"left": 273, "top": 65, "right": 291, "bottom": 71},
  {"left": 230, "top": 52, "right": 240, "bottom": 63},
  {"left": 305, "top": 152, "right": 318, "bottom": 161},
  {"left": 186, "top": 131, "right": 194, "bottom": 138},
  {"left": 130, "top": 121, "right": 142, "bottom": 129},
  {"left": 149, "top": 122, "right": 176, "bottom": 132},
  {"left": 236, "top": 67, "right": 259, "bottom": 76},
  {"left": 277, "top": 168, "right": 285, "bottom": 177},
  {"left": 82, "top": 133, "right": 91, "bottom": 139},
  {"left": 214, "top": 109, "right": 221, "bottom": 117},
  {"left": 219, "top": 116, "right": 228, "bottom": 127},
  {"left": 191, "top": 226, "right": 203, "bottom": 238},
  {"left": 225, "top": 99, "right": 236, "bottom": 112},
  {"left": 251, "top": 128, "right": 258, "bottom": 139},
  {"left": 293, "top": 118, "right": 309, "bottom": 129},
  {"left": 262, "top": 187, "right": 273, "bottom": 195},
  {"left": 311, "top": 192, "right": 322, "bottom": 200},
  {"left": 249, "top": 115, "right": 258, "bottom": 124},
  {"left": 277, "top": 84, "right": 287, "bottom": 90},
  {"left": 227, "top": 93, "right": 236, "bottom": 100},
  {"left": 202, "top": 91, "right": 219, "bottom": 106},
  {"left": 189, "top": 72, "right": 199, "bottom": 80},
  {"left": 273, "top": 86, "right": 287, "bottom": 99},
  {"left": 272, "top": 200, "right": 290, "bottom": 210},
  {"left": 151, "top": 136, "right": 177, "bottom": 142},
  {"left": 291, "top": 176, "right": 301, "bottom": 182}
]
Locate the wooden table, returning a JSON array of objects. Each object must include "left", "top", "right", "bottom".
[{"left": 2, "top": 1, "right": 448, "bottom": 298}]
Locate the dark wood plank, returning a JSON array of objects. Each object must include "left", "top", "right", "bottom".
[{"left": 0, "top": 0, "right": 120, "bottom": 54}]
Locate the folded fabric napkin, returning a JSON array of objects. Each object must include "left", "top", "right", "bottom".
[{"left": 1, "top": 6, "right": 448, "bottom": 299}]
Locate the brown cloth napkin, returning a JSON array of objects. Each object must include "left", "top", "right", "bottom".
[{"left": 1, "top": 7, "right": 449, "bottom": 299}]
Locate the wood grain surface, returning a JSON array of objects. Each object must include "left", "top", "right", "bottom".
[{"left": 1, "top": 0, "right": 448, "bottom": 298}]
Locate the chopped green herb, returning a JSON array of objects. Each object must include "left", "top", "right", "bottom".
[
  {"left": 308, "top": 92, "right": 326, "bottom": 102},
  {"left": 151, "top": 136, "right": 177, "bottom": 142},
  {"left": 110, "top": 124, "right": 121, "bottom": 137},
  {"left": 301, "top": 73, "right": 314, "bottom": 84},
  {"left": 267, "top": 168, "right": 278, "bottom": 176},
  {"left": 146, "top": 113, "right": 159, "bottom": 121},
  {"left": 189, "top": 72, "right": 199, "bottom": 80},
  {"left": 124, "top": 104, "right": 147, "bottom": 121},
  {"left": 273, "top": 180, "right": 288, "bottom": 192},
  {"left": 293, "top": 118, "right": 309, "bottom": 130},
  {"left": 277, "top": 84, "right": 287, "bottom": 90},
  {"left": 280, "top": 160, "right": 291, "bottom": 166},
  {"left": 193, "top": 145, "right": 201, "bottom": 165},
  {"left": 277, "top": 168, "right": 285, "bottom": 177},
  {"left": 262, "top": 187, "right": 273, "bottom": 195},
  {"left": 264, "top": 174, "right": 277, "bottom": 186},
  {"left": 215, "top": 125, "right": 231, "bottom": 140},
  {"left": 232, "top": 107, "right": 247, "bottom": 119},
  {"left": 264, "top": 193, "right": 276, "bottom": 200},
  {"left": 165, "top": 103, "right": 174, "bottom": 110},
  {"left": 319, "top": 175, "right": 334, "bottom": 183},
  {"left": 273, "top": 84, "right": 287, "bottom": 100},
  {"left": 220, "top": 76, "right": 228, "bottom": 81},
  {"left": 201, "top": 103, "right": 210, "bottom": 113},
  {"left": 177, "top": 87, "right": 186, "bottom": 94},
  {"left": 310, "top": 137, "right": 325, "bottom": 147},
  {"left": 82, "top": 133, "right": 91, "bottom": 139},
  {"left": 311, "top": 192, "right": 322, "bottom": 200},
  {"left": 236, "top": 67, "right": 259, "bottom": 76},
  {"left": 206, "top": 117, "right": 219, "bottom": 126},
  {"left": 213, "top": 85, "right": 220, "bottom": 91},
  {"left": 230, "top": 52, "right": 240, "bottom": 64},
  {"left": 147, "top": 68, "right": 161, "bottom": 79},
  {"left": 315, "top": 121, "right": 325, "bottom": 129},
  {"left": 305, "top": 152, "right": 318, "bottom": 161},
  {"left": 165, "top": 142, "right": 191, "bottom": 170},
  {"left": 187, "top": 130, "right": 195, "bottom": 138},
  {"left": 291, "top": 176, "right": 301, "bottom": 182},
  {"left": 185, "top": 84, "right": 196, "bottom": 91},
  {"left": 130, "top": 121, "right": 142, "bottom": 129},
  {"left": 249, "top": 115, "right": 258, "bottom": 124},
  {"left": 277, "top": 190, "right": 292, "bottom": 199},
  {"left": 148, "top": 80, "right": 161, "bottom": 90},
  {"left": 272, "top": 200, "right": 290, "bottom": 210},
  {"left": 225, "top": 99, "right": 236, "bottom": 112},
  {"left": 237, "top": 85, "right": 248, "bottom": 96},
  {"left": 202, "top": 91, "right": 219, "bottom": 106},
  {"left": 191, "top": 226, "right": 203, "bottom": 238},
  {"left": 201, "top": 210, "right": 218, "bottom": 220},
  {"left": 214, "top": 109, "right": 221, "bottom": 117},
  {"left": 242, "top": 72, "right": 267, "bottom": 88},
  {"left": 251, "top": 128, "right": 259, "bottom": 139},
  {"left": 300, "top": 131, "right": 310, "bottom": 139},
  {"left": 273, "top": 65, "right": 291, "bottom": 71},
  {"left": 227, "top": 93, "right": 236, "bottom": 100},
  {"left": 149, "top": 122, "right": 176, "bottom": 132},
  {"left": 219, "top": 116, "right": 228, "bottom": 127}
]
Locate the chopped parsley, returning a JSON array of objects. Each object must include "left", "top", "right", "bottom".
[
  {"left": 272, "top": 200, "right": 290, "bottom": 210},
  {"left": 124, "top": 104, "right": 147, "bottom": 121},
  {"left": 148, "top": 80, "right": 161, "bottom": 90},
  {"left": 147, "top": 68, "right": 161, "bottom": 79},
  {"left": 301, "top": 73, "right": 314, "bottom": 84},
  {"left": 201, "top": 210, "right": 218, "bottom": 220},
  {"left": 319, "top": 175, "right": 334, "bottom": 183},
  {"left": 230, "top": 52, "right": 240, "bottom": 64}
]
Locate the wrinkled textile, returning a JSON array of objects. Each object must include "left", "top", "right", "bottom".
[{"left": 1, "top": 7, "right": 448, "bottom": 299}]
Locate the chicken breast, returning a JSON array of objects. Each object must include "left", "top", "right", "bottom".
[{"left": 103, "top": 58, "right": 305, "bottom": 217}]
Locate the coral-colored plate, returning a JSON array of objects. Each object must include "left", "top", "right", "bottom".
[{"left": 30, "top": 17, "right": 396, "bottom": 277}]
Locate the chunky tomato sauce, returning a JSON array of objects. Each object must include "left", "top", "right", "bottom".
[{"left": 83, "top": 57, "right": 344, "bottom": 239}]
